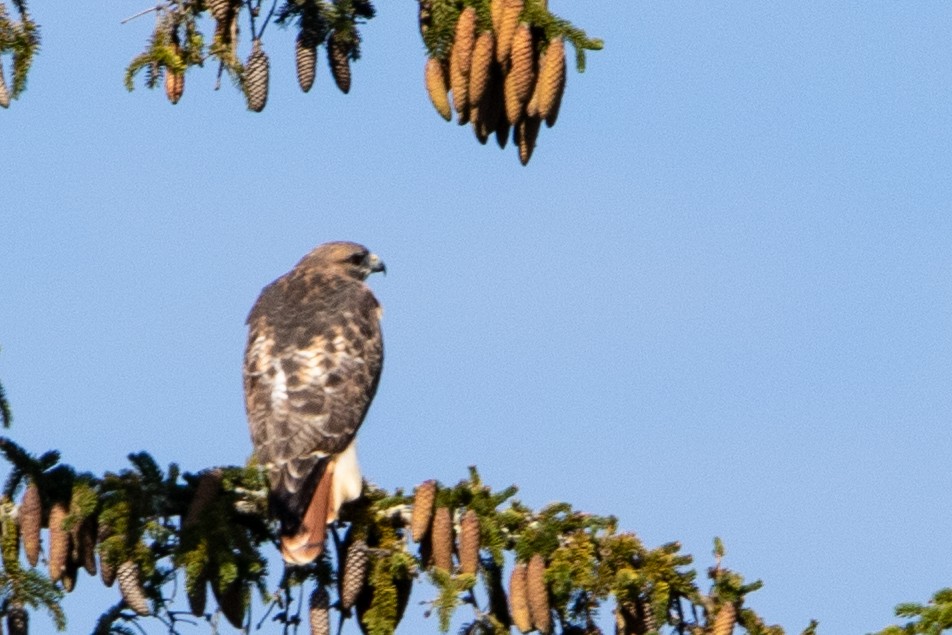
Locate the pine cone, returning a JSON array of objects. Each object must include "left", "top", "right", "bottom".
[
  {"left": 340, "top": 539, "right": 369, "bottom": 610},
  {"left": 450, "top": 6, "right": 477, "bottom": 121},
  {"left": 71, "top": 514, "right": 97, "bottom": 576},
  {"left": 526, "top": 553, "right": 551, "bottom": 633},
  {"left": 97, "top": 524, "right": 116, "bottom": 587},
  {"left": 328, "top": 31, "right": 352, "bottom": 94},
  {"left": 0, "top": 58, "right": 10, "bottom": 109},
  {"left": 711, "top": 603, "right": 737, "bottom": 635},
  {"left": 490, "top": 0, "right": 505, "bottom": 36},
  {"left": 458, "top": 509, "right": 480, "bottom": 575},
  {"left": 411, "top": 480, "right": 436, "bottom": 542},
  {"left": 468, "top": 31, "right": 495, "bottom": 109},
  {"left": 206, "top": 0, "right": 232, "bottom": 22},
  {"left": 164, "top": 42, "right": 185, "bottom": 105},
  {"left": 243, "top": 39, "right": 270, "bottom": 113},
  {"left": 536, "top": 37, "right": 565, "bottom": 126},
  {"left": 309, "top": 586, "right": 330, "bottom": 635},
  {"left": 504, "top": 23, "right": 535, "bottom": 125},
  {"left": 19, "top": 482, "right": 41, "bottom": 567},
  {"left": 47, "top": 502, "right": 69, "bottom": 583},
  {"left": 424, "top": 59, "right": 452, "bottom": 122},
  {"left": 495, "top": 116, "right": 511, "bottom": 150},
  {"left": 117, "top": 560, "right": 151, "bottom": 616},
  {"left": 495, "top": 0, "right": 523, "bottom": 65},
  {"left": 184, "top": 469, "right": 222, "bottom": 528},
  {"left": 6, "top": 603, "right": 27, "bottom": 635},
  {"left": 515, "top": 115, "right": 541, "bottom": 166},
  {"left": 212, "top": 578, "right": 245, "bottom": 628},
  {"left": 188, "top": 574, "right": 208, "bottom": 617},
  {"left": 296, "top": 32, "right": 318, "bottom": 93},
  {"left": 61, "top": 557, "right": 78, "bottom": 592},
  {"left": 508, "top": 562, "right": 532, "bottom": 634},
  {"left": 430, "top": 506, "right": 453, "bottom": 571}
]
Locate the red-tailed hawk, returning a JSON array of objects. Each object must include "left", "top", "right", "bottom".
[{"left": 243, "top": 242, "right": 385, "bottom": 565}]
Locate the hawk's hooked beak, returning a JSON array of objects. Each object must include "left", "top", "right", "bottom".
[{"left": 368, "top": 253, "right": 386, "bottom": 276}]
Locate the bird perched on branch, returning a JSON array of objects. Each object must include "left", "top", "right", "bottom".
[{"left": 243, "top": 241, "right": 385, "bottom": 564}]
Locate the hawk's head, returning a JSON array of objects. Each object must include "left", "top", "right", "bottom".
[{"left": 300, "top": 241, "right": 386, "bottom": 281}]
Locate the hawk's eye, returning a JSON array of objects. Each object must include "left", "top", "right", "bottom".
[{"left": 348, "top": 253, "right": 366, "bottom": 265}]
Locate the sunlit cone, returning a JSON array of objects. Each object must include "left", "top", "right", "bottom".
[
  {"left": 47, "top": 502, "right": 69, "bottom": 583},
  {"left": 296, "top": 32, "right": 318, "bottom": 93},
  {"left": 118, "top": 560, "right": 151, "bottom": 616},
  {"left": 212, "top": 577, "right": 246, "bottom": 628},
  {"left": 526, "top": 553, "right": 551, "bottom": 633},
  {"left": 19, "top": 481, "right": 41, "bottom": 567},
  {"left": 450, "top": 6, "right": 476, "bottom": 121},
  {"left": 309, "top": 586, "right": 330, "bottom": 635},
  {"left": 537, "top": 37, "right": 566, "bottom": 126},
  {"left": 6, "top": 603, "right": 27, "bottom": 635},
  {"left": 504, "top": 24, "right": 535, "bottom": 125},
  {"left": 0, "top": 61, "right": 10, "bottom": 109},
  {"left": 490, "top": 0, "right": 505, "bottom": 36},
  {"left": 341, "top": 539, "right": 369, "bottom": 610},
  {"left": 188, "top": 575, "right": 207, "bottom": 617},
  {"left": 711, "top": 602, "right": 737, "bottom": 635},
  {"left": 430, "top": 506, "right": 453, "bottom": 571},
  {"left": 468, "top": 31, "right": 494, "bottom": 108},
  {"left": 244, "top": 39, "right": 270, "bottom": 112},
  {"left": 164, "top": 43, "right": 185, "bottom": 105},
  {"left": 515, "top": 113, "right": 541, "bottom": 165},
  {"left": 411, "top": 480, "right": 436, "bottom": 542},
  {"left": 424, "top": 59, "right": 452, "bottom": 122},
  {"left": 184, "top": 469, "right": 222, "bottom": 528},
  {"left": 508, "top": 562, "right": 532, "bottom": 633},
  {"left": 495, "top": 0, "right": 523, "bottom": 65},
  {"left": 328, "top": 31, "right": 352, "bottom": 94},
  {"left": 458, "top": 509, "right": 480, "bottom": 575}
]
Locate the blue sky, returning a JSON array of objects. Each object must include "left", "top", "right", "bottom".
[{"left": 2, "top": 1, "right": 952, "bottom": 633}]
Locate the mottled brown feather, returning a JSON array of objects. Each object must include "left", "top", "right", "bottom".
[{"left": 244, "top": 241, "right": 384, "bottom": 564}]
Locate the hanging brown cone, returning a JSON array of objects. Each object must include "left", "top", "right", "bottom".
[
  {"left": 328, "top": 31, "right": 352, "bottom": 94},
  {"left": 468, "top": 31, "right": 495, "bottom": 109},
  {"left": 6, "top": 603, "right": 27, "bottom": 635},
  {"left": 526, "top": 553, "right": 551, "bottom": 633},
  {"left": 504, "top": 23, "right": 535, "bottom": 125},
  {"left": 206, "top": 0, "right": 232, "bottom": 22},
  {"left": 537, "top": 37, "right": 566, "bottom": 127},
  {"left": 495, "top": 0, "right": 523, "bottom": 66},
  {"left": 309, "top": 586, "right": 330, "bottom": 635},
  {"left": 19, "top": 482, "right": 41, "bottom": 567},
  {"left": 164, "top": 42, "right": 185, "bottom": 105},
  {"left": 244, "top": 39, "right": 270, "bottom": 112},
  {"left": 0, "top": 60, "right": 10, "bottom": 109},
  {"left": 117, "top": 560, "right": 151, "bottom": 616},
  {"left": 508, "top": 562, "right": 532, "bottom": 634},
  {"left": 711, "top": 602, "right": 737, "bottom": 635},
  {"left": 61, "top": 556, "right": 79, "bottom": 592},
  {"left": 424, "top": 59, "right": 452, "bottom": 122},
  {"left": 495, "top": 116, "right": 511, "bottom": 149},
  {"left": 97, "top": 524, "right": 116, "bottom": 587},
  {"left": 295, "top": 32, "right": 318, "bottom": 93},
  {"left": 450, "top": 6, "right": 476, "bottom": 122},
  {"left": 340, "top": 539, "right": 369, "bottom": 610},
  {"left": 188, "top": 575, "right": 208, "bottom": 617},
  {"left": 411, "top": 480, "right": 437, "bottom": 542},
  {"left": 71, "top": 514, "right": 97, "bottom": 577},
  {"left": 184, "top": 469, "right": 222, "bottom": 528},
  {"left": 514, "top": 115, "right": 541, "bottom": 165},
  {"left": 430, "top": 506, "right": 453, "bottom": 571},
  {"left": 490, "top": 0, "right": 505, "bottom": 36},
  {"left": 47, "top": 502, "right": 69, "bottom": 583},
  {"left": 458, "top": 509, "right": 480, "bottom": 575},
  {"left": 212, "top": 577, "right": 246, "bottom": 628}
]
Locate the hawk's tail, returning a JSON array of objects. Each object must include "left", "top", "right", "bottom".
[{"left": 272, "top": 458, "right": 336, "bottom": 565}]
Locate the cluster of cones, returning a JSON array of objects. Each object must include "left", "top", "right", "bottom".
[
  {"left": 411, "top": 479, "right": 553, "bottom": 634},
  {"left": 423, "top": 0, "right": 567, "bottom": 165}
]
